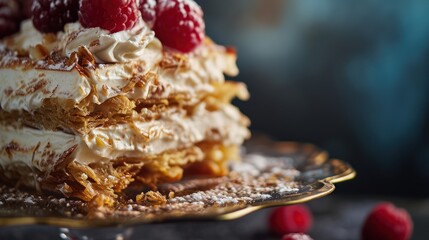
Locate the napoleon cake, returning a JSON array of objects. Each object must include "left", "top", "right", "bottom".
[{"left": 0, "top": 0, "right": 250, "bottom": 206}]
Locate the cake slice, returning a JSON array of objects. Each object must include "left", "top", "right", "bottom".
[{"left": 0, "top": 0, "right": 250, "bottom": 206}]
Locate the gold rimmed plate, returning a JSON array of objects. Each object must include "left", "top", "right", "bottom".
[{"left": 0, "top": 141, "right": 355, "bottom": 228}]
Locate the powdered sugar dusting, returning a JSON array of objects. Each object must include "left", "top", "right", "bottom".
[
  {"left": 158, "top": 0, "right": 203, "bottom": 17},
  {"left": 0, "top": 153, "right": 303, "bottom": 219}
]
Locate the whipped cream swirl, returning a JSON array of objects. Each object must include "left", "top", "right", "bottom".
[
  {"left": 8, "top": 20, "right": 162, "bottom": 64},
  {"left": 62, "top": 20, "right": 162, "bottom": 63}
]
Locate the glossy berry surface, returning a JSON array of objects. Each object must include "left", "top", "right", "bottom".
[
  {"left": 79, "top": 0, "right": 139, "bottom": 33},
  {"left": 0, "top": 0, "right": 20, "bottom": 38},
  {"left": 21, "top": 0, "right": 33, "bottom": 19},
  {"left": 362, "top": 202, "right": 413, "bottom": 240},
  {"left": 153, "top": 0, "right": 205, "bottom": 53},
  {"left": 269, "top": 205, "right": 313, "bottom": 235},
  {"left": 282, "top": 233, "right": 314, "bottom": 240},
  {"left": 32, "top": 0, "right": 79, "bottom": 33}
]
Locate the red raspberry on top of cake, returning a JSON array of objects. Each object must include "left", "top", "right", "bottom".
[
  {"left": 79, "top": 0, "right": 140, "bottom": 33},
  {"left": 140, "top": 0, "right": 206, "bottom": 53},
  {"left": 32, "top": 0, "right": 79, "bottom": 33}
]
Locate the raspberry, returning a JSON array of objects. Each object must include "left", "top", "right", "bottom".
[
  {"left": 153, "top": 0, "right": 205, "bottom": 53},
  {"left": 32, "top": 0, "right": 79, "bottom": 33},
  {"left": 79, "top": 0, "right": 139, "bottom": 33},
  {"left": 282, "top": 233, "right": 314, "bottom": 240},
  {"left": 0, "top": 0, "right": 20, "bottom": 38},
  {"left": 362, "top": 202, "right": 413, "bottom": 240},
  {"left": 269, "top": 205, "right": 313, "bottom": 235},
  {"left": 20, "top": 0, "right": 33, "bottom": 19},
  {"left": 139, "top": 0, "right": 157, "bottom": 28}
]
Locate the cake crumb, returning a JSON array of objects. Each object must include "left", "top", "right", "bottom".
[{"left": 136, "top": 191, "right": 167, "bottom": 206}]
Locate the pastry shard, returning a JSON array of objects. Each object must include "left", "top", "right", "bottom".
[{"left": 0, "top": 19, "right": 250, "bottom": 206}]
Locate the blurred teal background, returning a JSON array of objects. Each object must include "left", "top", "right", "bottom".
[{"left": 197, "top": 0, "right": 429, "bottom": 197}]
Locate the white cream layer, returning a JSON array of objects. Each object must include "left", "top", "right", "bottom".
[
  {"left": 0, "top": 66, "right": 91, "bottom": 112},
  {"left": 82, "top": 103, "right": 249, "bottom": 163},
  {"left": 0, "top": 104, "right": 250, "bottom": 173},
  {"left": 0, "top": 124, "right": 81, "bottom": 173},
  {"left": 0, "top": 44, "right": 238, "bottom": 111},
  {"left": 0, "top": 20, "right": 238, "bottom": 112}
]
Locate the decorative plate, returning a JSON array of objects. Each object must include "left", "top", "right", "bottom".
[{"left": 0, "top": 140, "right": 355, "bottom": 228}]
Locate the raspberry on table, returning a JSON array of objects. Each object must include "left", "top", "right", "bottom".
[
  {"left": 79, "top": 0, "right": 139, "bottom": 33},
  {"left": 152, "top": 0, "right": 205, "bottom": 53},
  {"left": 282, "top": 233, "right": 314, "bottom": 240},
  {"left": 269, "top": 205, "right": 313, "bottom": 235},
  {"left": 32, "top": 0, "right": 79, "bottom": 33},
  {"left": 362, "top": 202, "right": 413, "bottom": 240},
  {"left": 0, "top": 0, "right": 21, "bottom": 38},
  {"left": 139, "top": 0, "right": 157, "bottom": 28}
]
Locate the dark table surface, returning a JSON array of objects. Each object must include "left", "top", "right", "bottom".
[{"left": 1, "top": 195, "right": 428, "bottom": 240}]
